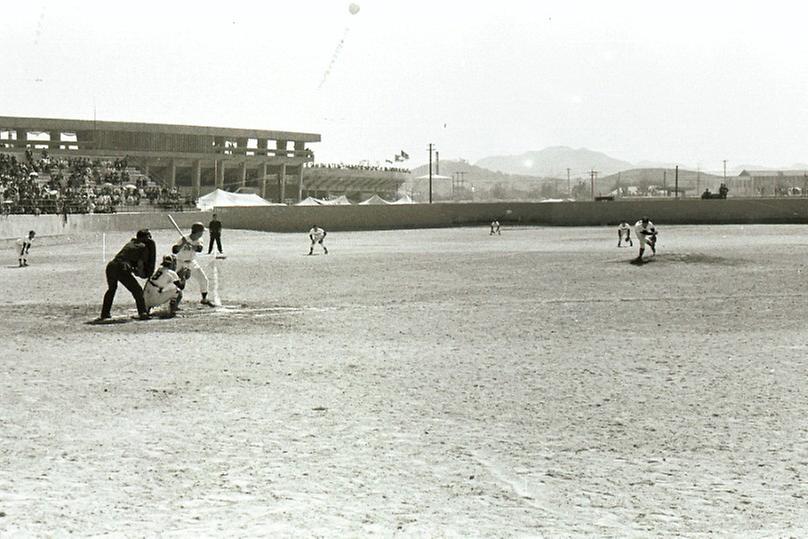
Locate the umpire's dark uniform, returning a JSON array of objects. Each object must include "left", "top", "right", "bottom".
[
  {"left": 100, "top": 230, "right": 155, "bottom": 319},
  {"left": 208, "top": 215, "right": 223, "bottom": 254}
]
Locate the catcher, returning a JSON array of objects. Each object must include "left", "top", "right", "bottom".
[
  {"left": 143, "top": 254, "right": 186, "bottom": 317},
  {"left": 96, "top": 228, "right": 156, "bottom": 321},
  {"left": 308, "top": 224, "right": 328, "bottom": 255},
  {"left": 633, "top": 216, "right": 658, "bottom": 261}
]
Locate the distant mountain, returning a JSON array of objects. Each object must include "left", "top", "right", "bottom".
[
  {"left": 474, "top": 146, "right": 633, "bottom": 178},
  {"left": 406, "top": 159, "right": 559, "bottom": 201}
]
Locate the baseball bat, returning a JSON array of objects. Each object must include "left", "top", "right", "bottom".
[{"left": 167, "top": 214, "right": 184, "bottom": 237}]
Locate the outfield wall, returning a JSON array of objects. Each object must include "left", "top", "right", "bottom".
[
  {"left": 0, "top": 212, "right": 208, "bottom": 240},
  {"left": 216, "top": 198, "right": 808, "bottom": 232},
  {"left": 3, "top": 198, "right": 808, "bottom": 240}
]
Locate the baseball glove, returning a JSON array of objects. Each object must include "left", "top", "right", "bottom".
[{"left": 177, "top": 267, "right": 192, "bottom": 281}]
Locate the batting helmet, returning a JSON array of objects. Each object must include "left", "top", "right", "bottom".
[{"left": 191, "top": 222, "right": 205, "bottom": 233}]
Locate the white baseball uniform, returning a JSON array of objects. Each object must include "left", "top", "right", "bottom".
[
  {"left": 173, "top": 237, "right": 208, "bottom": 294},
  {"left": 16, "top": 236, "right": 34, "bottom": 264},
  {"left": 633, "top": 220, "right": 657, "bottom": 247},
  {"left": 143, "top": 266, "right": 182, "bottom": 309},
  {"left": 309, "top": 227, "right": 327, "bottom": 253}
]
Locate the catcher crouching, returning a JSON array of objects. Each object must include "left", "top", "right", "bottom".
[{"left": 143, "top": 254, "right": 187, "bottom": 317}]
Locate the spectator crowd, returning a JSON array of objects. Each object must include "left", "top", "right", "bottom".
[
  {"left": 305, "top": 162, "right": 410, "bottom": 174},
  {"left": 0, "top": 150, "right": 193, "bottom": 215}
]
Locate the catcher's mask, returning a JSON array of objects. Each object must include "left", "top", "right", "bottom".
[{"left": 161, "top": 254, "right": 177, "bottom": 270}]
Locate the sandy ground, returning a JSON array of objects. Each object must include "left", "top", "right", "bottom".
[{"left": 1, "top": 224, "right": 808, "bottom": 537}]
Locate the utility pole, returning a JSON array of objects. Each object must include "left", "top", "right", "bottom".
[
  {"left": 567, "top": 168, "right": 571, "bottom": 196},
  {"left": 675, "top": 165, "right": 679, "bottom": 199},
  {"left": 723, "top": 160, "right": 727, "bottom": 182},
  {"left": 427, "top": 143, "right": 434, "bottom": 204},
  {"left": 435, "top": 151, "right": 440, "bottom": 175},
  {"left": 590, "top": 169, "right": 597, "bottom": 200},
  {"left": 663, "top": 170, "right": 667, "bottom": 195}
]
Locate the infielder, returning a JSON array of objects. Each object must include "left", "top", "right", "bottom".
[
  {"left": 16, "top": 230, "right": 35, "bottom": 267},
  {"left": 308, "top": 225, "right": 328, "bottom": 255},
  {"left": 490, "top": 220, "right": 501, "bottom": 235},
  {"left": 172, "top": 222, "right": 213, "bottom": 306},
  {"left": 143, "top": 255, "right": 185, "bottom": 317},
  {"left": 633, "top": 216, "right": 658, "bottom": 260},
  {"left": 617, "top": 221, "right": 633, "bottom": 247}
]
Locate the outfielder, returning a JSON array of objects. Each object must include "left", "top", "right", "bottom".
[
  {"left": 490, "top": 220, "right": 501, "bottom": 235},
  {"left": 308, "top": 225, "right": 328, "bottom": 255},
  {"left": 633, "top": 216, "right": 658, "bottom": 261},
  {"left": 16, "top": 230, "right": 35, "bottom": 267},
  {"left": 143, "top": 255, "right": 185, "bottom": 317},
  {"left": 617, "top": 221, "right": 633, "bottom": 247},
  {"left": 172, "top": 222, "right": 213, "bottom": 306}
]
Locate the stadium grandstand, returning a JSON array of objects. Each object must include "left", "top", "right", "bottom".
[{"left": 0, "top": 116, "right": 410, "bottom": 212}]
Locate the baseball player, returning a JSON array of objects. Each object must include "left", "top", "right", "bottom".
[
  {"left": 172, "top": 222, "right": 213, "bottom": 306},
  {"left": 96, "top": 228, "right": 156, "bottom": 321},
  {"left": 617, "top": 221, "right": 633, "bottom": 247},
  {"left": 308, "top": 225, "right": 328, "bottom": 255},
  {"left": 490, "top": 220, "right": 501, "bottom": 235},
  {"left": 16, "top": 230, "right": 35, "bottom": 267},
  {"left": 143, "top": 254, "right": 185, "bottom": 317},
  {"left": 633, "top": 216, "right": 658, "bottom": 261}
]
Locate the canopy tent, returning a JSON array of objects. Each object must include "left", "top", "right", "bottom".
[
  {"left": 197, "top": 189, "right": 278, "bottom": 211},
  {"left": 296, "top": 195, "right": 354, "bottom": 206},
  {"left": 296, "top": 197, "right": 323, "bottom": 206},
  {"left": 391, "top": 194, "right": 414, "bottom": 204},
  {"left": 358, "top": 194, "right": 392, "bottom": 205},
  {"left": 328, "top": 195, "right": 352, "bottom": 205}
]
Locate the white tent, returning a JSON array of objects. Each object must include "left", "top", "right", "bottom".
[
  {"left": 308, "top": 196, "right": 353, "bottom": 206},
  {"left": 296, "top": 197, "right": 323, "bottom": 206},
  {"left": 391, "top": 194, "right": 414, "bottom": 204},
  {"left": 329, "top": 195, "right": 352, "bottom": 205},
  {"left": 197, "top": 189, "right": 277, "bottom": 211},
  {"left": 358, "top": 194, "right": 392, "bottom": 205}
]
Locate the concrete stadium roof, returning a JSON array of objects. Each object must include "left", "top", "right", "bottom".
[{"left": 0, "top": 115, "right": 321, "bottom": 143}]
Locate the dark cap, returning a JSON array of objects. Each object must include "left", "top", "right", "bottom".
[{"left": 136, "top": 229, "right": 151, "bottom": 240}]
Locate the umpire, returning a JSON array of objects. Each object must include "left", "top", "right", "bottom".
[
  {"left": 207, "top": 213, "right": 223, "bottom": 254},
  {"left": 96, "top": 229, "right": 156, "bottom": 321}
]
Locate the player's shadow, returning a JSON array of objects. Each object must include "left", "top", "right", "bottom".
[{"left": 626, "top": 253, "right": 743, "bottom": 266}]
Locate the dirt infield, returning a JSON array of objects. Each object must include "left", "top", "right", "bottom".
[{"left": 2, "top": 225, "right": 807, "bottom": 536}]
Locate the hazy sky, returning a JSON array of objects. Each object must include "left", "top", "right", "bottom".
[{"left": 2, "top": 1, "right": 807, "bottom": 170}]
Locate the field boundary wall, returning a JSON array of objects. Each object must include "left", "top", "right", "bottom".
[
  {"left": 3, "top": 198, "right": 808, "bottom": 239},
  {"left": 0, "top": 212, "right": 207, "bottom": 240},
  {"left": 216, "top": 198, "right": 808, "bottom": 232}
]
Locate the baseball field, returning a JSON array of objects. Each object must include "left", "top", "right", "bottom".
[{"left": 2, "top": 224, "right": 807, "bottom": 536}]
